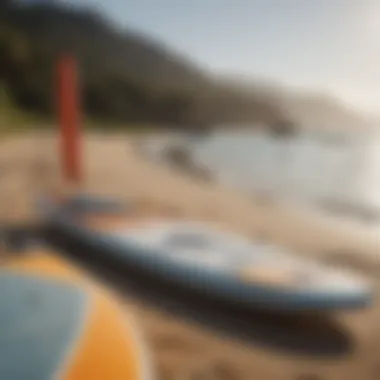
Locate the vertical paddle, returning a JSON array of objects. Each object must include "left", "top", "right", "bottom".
[{"left": 57, "top": 54, "right": 83, "bottom": 197}]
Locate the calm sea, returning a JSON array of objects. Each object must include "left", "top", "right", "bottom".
[
  {"left": 143, "top": 127, "right": 380, "bottom": 225},
  {"left": 193, "top": 128, "right": 380, "bottom": 222}
]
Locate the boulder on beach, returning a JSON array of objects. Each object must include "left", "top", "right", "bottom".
[{"left": 164, "top": 144, "right": 213, "bottom": 183}]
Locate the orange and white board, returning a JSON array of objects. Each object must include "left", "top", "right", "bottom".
[{"left": 0, "top": 250, "right": 153, "bottom": 380}]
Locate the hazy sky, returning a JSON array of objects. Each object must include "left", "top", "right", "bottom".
[{"left": 63, "top": 0, "right": 380, "bottom": 116}]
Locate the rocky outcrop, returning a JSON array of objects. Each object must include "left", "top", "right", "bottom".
[{"left": 163, "top": 144, "right": 213, "bottom": 183}]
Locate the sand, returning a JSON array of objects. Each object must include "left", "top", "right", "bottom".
[{"left": 1, "top": 131, "right": 380, "bottom": 380}]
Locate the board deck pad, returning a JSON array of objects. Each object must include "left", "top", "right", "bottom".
[{"left": 104, "top": 220, "right": 371, "bottom": 295}]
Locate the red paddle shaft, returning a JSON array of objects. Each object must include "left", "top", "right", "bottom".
[{"left": 57, "top": 55, "right": 82, "bottom": 185}]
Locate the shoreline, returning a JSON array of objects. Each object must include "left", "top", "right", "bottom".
[{"left": 1, "top": 132, "right": 380, "bottom": 272}]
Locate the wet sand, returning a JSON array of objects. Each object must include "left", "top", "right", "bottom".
[{"left": 1, "top": 132, "right": 380, "bottom": 380}]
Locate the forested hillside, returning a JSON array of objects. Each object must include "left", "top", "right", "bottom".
[{"left": 0, "top": 0, "right": 284, "bottom": 128}]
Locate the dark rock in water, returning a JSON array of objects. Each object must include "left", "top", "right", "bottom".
[
  {"left": 269, "top": 120, "right": 297, "bottom": 138},
  {"left": 164, "top": 144, "right": 213, "bottom": 183},
  {"left": 164, "top": 144, "right": 192, "bottom": 166}
]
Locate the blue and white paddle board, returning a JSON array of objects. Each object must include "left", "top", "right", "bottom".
[{"left": 41, "top": 194, "right": 373, "bottom": 312}]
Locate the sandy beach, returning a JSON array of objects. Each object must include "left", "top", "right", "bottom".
[{"left": 1, "top": 131, "right": 380, "bottom": 380}]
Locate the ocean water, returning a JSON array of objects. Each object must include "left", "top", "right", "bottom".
[
  {"left": 141, "top": 128, "right": 380, "bottom": 224},
  {"left": 192, "top": 128, "right": 380, "bottom": 222}
]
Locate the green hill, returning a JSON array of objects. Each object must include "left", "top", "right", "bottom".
[{"left": 0, "top": 0, "right": 283, "bottom": 129}]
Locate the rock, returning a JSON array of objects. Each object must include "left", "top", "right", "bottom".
[{"left": 164, "top": 144, "right": 213, "bottom": 183}]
